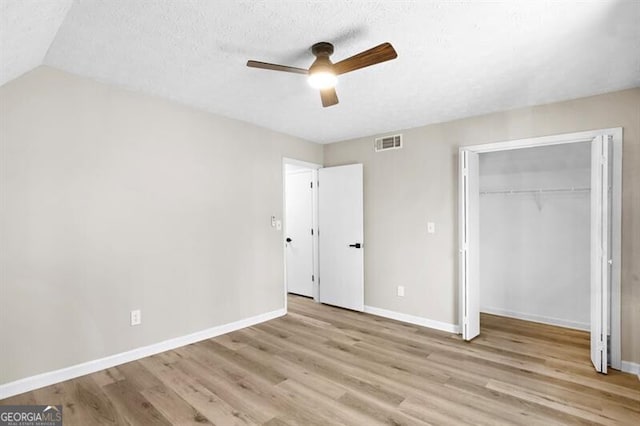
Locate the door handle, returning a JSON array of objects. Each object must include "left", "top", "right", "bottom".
[
  {"left": 348, "top": 243, "right": 361, "bottom": 248},
  {"left": 286, "top": 237, "right": 292, "bottom": 243}
]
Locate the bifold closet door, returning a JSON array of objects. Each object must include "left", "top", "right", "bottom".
[
  {"left": 459, "top": 150, "right": 480, "bottom": 341},
  {"left": 590, "top": 135, "right": 611, "bottom": 373}
]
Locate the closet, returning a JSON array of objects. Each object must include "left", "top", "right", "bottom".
[
  {"left": 459, "top": 129, "right": 622, "bottom": 373},
  {"left": 478, "top": 143, "right": 591, "bottom": 330}
]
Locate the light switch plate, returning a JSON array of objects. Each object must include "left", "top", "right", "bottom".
[
  {"left": 427, "top": 222, "right": 435, "bottom": 233},
  {"left": 397, "top": 286, "right": 405, "bottom": 297},
  {"left": 130, "top": 309, "right": 141, "bottom": 326}
]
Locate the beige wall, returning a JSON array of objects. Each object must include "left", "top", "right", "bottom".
[
  {"left": 0, "top": 67, "right": 322, "bottom": 384},
  {"left": 324, "top": 88, "right": 640, "bottom": 364}
]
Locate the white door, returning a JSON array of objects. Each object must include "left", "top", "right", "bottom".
[
  {"left": 285, "top": 170, "right": 314, "bottom": 297},
  {"left": 459, "top": 150, "right": 480, "bottom": 340},
  {"left": 318, "top": 164, "right": 364, "bottom": 311},
  {"left": 590, "top": 135, "right": 611, "bottom": 373}
]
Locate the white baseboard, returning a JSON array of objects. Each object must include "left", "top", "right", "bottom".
[
  {"left": 364, "top": 305, "right": 460, "bottom": 334},
  {"left": 480, "top": 306, "right": 589, "bottom": 331},
  {"left": 621, "top": 361, "right": 640, "bottom": 379},
  {"left": 0, "top": 308, "right": 285, "bottom": 400}
]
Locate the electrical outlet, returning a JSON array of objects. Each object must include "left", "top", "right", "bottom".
[
  {"left": 130, "top": 309, "right": 141, "bottom": 326},
  {"left": 397, "top": 286, "right": 405, "bottom": 297},
  {"left": 427, "top": 222, "right": 435, "bottom": 234}
]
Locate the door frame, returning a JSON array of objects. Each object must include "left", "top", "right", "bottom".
[
  {"left": 458, "top": 128, "right": 622, "bottom": 370},
  {"left": 282, "top": 158, "right": 321, "bottom": 312}
]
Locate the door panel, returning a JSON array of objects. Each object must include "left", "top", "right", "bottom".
[
  {"left": 318, "top": 164, "right": 364, "bottom": 311},
  {"left": 459, "top": 150, "right": 480, "bottom": 340},
  {"left": 285, "top": 170, "right": 314, "bottom": 297},
  {"left": 590, "top": 135, "right": 610, "bottom": 373}
]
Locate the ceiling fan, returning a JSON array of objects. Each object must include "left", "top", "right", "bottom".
[{"left": 247, "top": 42, "right": 397, "bottom": 107}]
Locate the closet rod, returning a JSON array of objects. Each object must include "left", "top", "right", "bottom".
[{"left": 480, "top": 187, "right": 590, "bottom": 195}]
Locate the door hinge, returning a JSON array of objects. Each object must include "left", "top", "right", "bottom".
[
  {"left": 310, "top": 181, "right": 313, "bottom": 189},
  {"left": 312, "top": 274, "right": 314, "bottom": 282}
]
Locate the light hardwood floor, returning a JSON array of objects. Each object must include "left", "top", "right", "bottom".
[{"left": 2, "top": 295, "right": 639, "bottom": 425}]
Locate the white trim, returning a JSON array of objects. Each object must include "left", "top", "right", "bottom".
[
  {"left": 282, "top": 158, "right": 322, "bottom": 171},
  {"left": 620, "top": 361, "right": 640, "bottom": 378},
  {"left": 364, "top": 305, "right": 460, "bottom": 334},
  {"left": 463, "top": 128, "right": 622, "bottom": 152},
  {"left": 609, "top": 133, "right": 623, "bottom": 370},
  {"left": 0, "top": 308, "right": 285, "bottom": 400},
  {"left": 458, "top": 127, "right": 623, "bottom": 371},
  {"left": 480, "top": 307, "right": 589, "bottom": 331}
]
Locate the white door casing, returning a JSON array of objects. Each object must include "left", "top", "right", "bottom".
[
  {"left": 457, "top": 128, "right": 622, "bottom": 372},
  {"left": 318, "top": 164, "right": 364, "bottom": 311},
  {"left": 459, "top": 150, "right": 480, "bottom": 341},
  {"left": 590, "top": 134, "right": 610, "bottom": 373},
  {"left": 285, "top": 170, "right": 314, "bottom": 297}
]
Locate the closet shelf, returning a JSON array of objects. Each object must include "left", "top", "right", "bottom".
[{"left": 480, "top": 187, "right": 590, "bottom": 195}]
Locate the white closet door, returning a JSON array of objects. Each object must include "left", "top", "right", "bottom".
[
  {"left": 590, "top": 135, "right": 611, "bottom": 373},
  {"left": 318, "top": 164, "right": 364, "bottom": 311},
  {"left": 285, "top": 170, "right": 314, "bottom": 297},
  {"left": 459, "top": 150, "right": 480, "bottom": 340}
]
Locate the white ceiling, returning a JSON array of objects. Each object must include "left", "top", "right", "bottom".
[
  {"left": 0, "top": 0, "right": 72, "bottom": 85},
  {"left": 2, "top": 1, "right": 639, "bottom": 143}
]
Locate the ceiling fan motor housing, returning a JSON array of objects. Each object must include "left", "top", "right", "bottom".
[
  {"left": 311, "top": 42, "right": 334, "bottom": 57},
  {"left": 309, "top": 42, "right": 335, "bottom": 74}
]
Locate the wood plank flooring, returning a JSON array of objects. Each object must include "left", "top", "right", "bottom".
[{"left": 2, "top": 295, "right": 639, "bottom": 425}]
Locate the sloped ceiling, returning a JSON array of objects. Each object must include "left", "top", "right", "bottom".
[
  {"left": 2, "top": 1, "right": 640, "bottom": 143},
  {"left": 0, "top": 0, "right": 72, "bottom": 86}
]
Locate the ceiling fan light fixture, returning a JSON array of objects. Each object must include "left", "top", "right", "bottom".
[
  {"left": 308, "top": 71, "right": 337, "bottom": 89},
  {"left": 247, "top": 41, "right": 397, "bottom": 107}
]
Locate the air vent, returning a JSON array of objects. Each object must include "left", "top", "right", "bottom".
[{"left": 374, "top": 134, "right": 402, "bottom": 152}]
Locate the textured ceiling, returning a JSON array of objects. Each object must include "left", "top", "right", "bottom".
[
  {"left": 0, "top": 0, "right": 72, "bottom": 86},
  {"left": 3, "top": 1, "right": 640, "bottom": 143}
]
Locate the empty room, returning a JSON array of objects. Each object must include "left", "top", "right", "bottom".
[{"left": 1, "top": 1, "right": 640, "bottom": 425}]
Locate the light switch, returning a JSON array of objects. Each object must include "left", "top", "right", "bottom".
[
  {"left": 276, "top": 220, "right": 282, "bottom": 231},
  {"left": 427, "top": 222, "right": 435, "bottom": 234}
]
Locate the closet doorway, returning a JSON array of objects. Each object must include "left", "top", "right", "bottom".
[
  {"left": 458, "top": 129, "right": 622, "bottom": 373},
  {"left": 283, "top": 159, "right": 320, "bottom": 303},
  {"left": 282, "top": 159, "right": 365, "bottom": 312}
]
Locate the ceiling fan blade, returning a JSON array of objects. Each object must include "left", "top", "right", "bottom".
[
  {"left": 320, "top": 87, "right": 339, "bottom": 107},
  {"left": 333, "top": 42, "right": 397, "bottom": 75},
  {"left": 246, "top": 60, "right": 308, "bottom": 75}
]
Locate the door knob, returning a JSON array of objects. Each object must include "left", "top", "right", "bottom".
[
  {"left": 348, "top": 243, "right": 361, "bottom": 248},
  {"left": 286, "top": 237, "right": 292, "bottom": 243}
]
